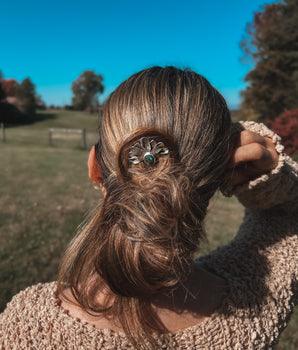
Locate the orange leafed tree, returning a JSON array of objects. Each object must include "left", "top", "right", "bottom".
[
  {"left": 269, "top": 109, "right": 298, "bottom": 155},
  {"left": 2, "top": 79, "right": 19, "bottom": 97}
]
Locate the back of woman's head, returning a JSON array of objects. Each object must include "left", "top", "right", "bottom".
[{"left": 58, "top": 66, "right": 233, "bottom": 348}]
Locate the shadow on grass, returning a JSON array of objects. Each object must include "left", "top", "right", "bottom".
[
  {"left": 5, "top": 112, "right": 57, "bottom": 127},
  {"left": 25, "top": 112, "right": 57, "bottom": 124},
  {"left": 0, "top": 103, "right": 57, "bottom": 126}
]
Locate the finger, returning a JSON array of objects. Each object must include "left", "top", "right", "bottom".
[
  {"left": 238, "top": 130, "right": 267, "bottom": 147},
  {"left": 225, "top": 169, "right": 249, "bottom": 186},
  {"left": 263, "top": 137, "right": 279, "bottom": 168},
  {"left": 225, "top": 167, "right": 265, "bottom": 186},
  {"left": 230, "top": 142, "right": 270, "bottom": 167}
]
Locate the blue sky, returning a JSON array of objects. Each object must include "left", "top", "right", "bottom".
[{"left": 0, "top": 0, "right": 278, "bottom": 109}]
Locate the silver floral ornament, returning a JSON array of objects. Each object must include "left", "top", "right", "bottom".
[{"left": 129, "top": 137, "right": 169, "bottom": 166}]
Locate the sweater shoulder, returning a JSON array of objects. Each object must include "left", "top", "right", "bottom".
[
  {"left": 0, "top": 282, "right": 58, "bottom": 348},
  {"left": 2, "top": 281, "right": 58, "bottom": 316}
]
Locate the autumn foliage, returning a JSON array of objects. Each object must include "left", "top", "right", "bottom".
[
  {"left": 240, "top": 0, "right": 298, "bottom": 122},
  {"left": 0, "top": 73, "right": 39, "bottom": 123},
  {"left": 269, "top": 109, "right": 298, "bottom": 155},
  {"left": 2, "top": 79, "right": 19, "bottom": 97}
]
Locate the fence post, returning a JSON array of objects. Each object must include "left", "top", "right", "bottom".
[
  {"left": 1, "top": 123, "right": 6, "bottom": 142},
  {"left": 48, "top": 129, "right": 53, "bottom": 146},
  {"left": 82, "top": 128, "right": 87, "bottom": 150}
]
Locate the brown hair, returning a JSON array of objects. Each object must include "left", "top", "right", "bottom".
[{"left": 58, "top": 66, "right": 233, "bottom": 348}]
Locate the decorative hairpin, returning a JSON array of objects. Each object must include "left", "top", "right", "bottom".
[{"left": 129, "top": 137, "right": 169, "bottom": 166}]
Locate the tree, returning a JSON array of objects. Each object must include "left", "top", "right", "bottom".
[
  {"left": 2, "top": 79, "right": 19, "bottom": 97},
  {"left": 0, "top": 71, "right": 24, "bottom": 124},
  {"left": 71, "top": 70, "right": 104, "bottom": 111},
  {"left": 16, "top": 78, "right": 37, "bottom": 116},
  {"left": 35, "top": 94, "right": 46, "bottom": 110},
  {"left": 240, "top": 0, "right": 298, "bottom": 122},
  {"left": 269, "top": 108, "right": 298, "bottom": 155},
  {"left": 0, "top": 71, "right": 4, "bottom": 100}
]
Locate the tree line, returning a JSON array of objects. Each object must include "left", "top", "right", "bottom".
[{"left": 0, "top": 70, "right": 104, "bottom": 123}]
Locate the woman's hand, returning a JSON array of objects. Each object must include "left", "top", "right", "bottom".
[{"left": 227, "top": 130, "right": 279, "bottom": 187}]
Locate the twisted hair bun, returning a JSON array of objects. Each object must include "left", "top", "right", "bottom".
[{"left": 96, "top": 127, "right": 202, "bottom": 298}]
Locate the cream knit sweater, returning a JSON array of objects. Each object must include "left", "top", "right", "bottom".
[{"left": 0, "top": 122, "right": 297, "bottom": 349}]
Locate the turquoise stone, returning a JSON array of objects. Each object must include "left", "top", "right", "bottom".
[{"left": 144, "top": 154, "right": 154, "bottom": 165}]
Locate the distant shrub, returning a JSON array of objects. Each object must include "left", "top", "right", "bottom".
[
  {"left": 268, "top": 109, "right": 298, "bottom": 155},
  {"left": 64, "top": 105, "right": 74, "bottom": 110}
]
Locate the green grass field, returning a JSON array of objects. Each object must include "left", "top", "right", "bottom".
[{"left": 0, "top": 109, "right": 297, "bottom": 349}]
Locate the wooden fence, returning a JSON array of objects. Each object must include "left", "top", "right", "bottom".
[
  {"left": 48, "top": 128, "right": 87, "bottom": 149},
  {"left": 0, "top": 123, "right": 94, "bottom": 149},
  {"left": 1, "top": 123, "right": 6, "bottom": 142}
]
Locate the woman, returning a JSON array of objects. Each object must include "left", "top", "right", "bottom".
[{"left": 0, "top": 66, "right": 297, "bottom": 349}]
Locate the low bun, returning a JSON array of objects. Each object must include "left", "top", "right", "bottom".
[{"left": 97, "top": 128, "right": 202, "bottom": 298}]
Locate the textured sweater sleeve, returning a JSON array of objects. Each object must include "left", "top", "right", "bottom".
[
  {"left": 227, "top": 121, "right": 298, "bottom": 212},
  {"left": 201, "top": 122, "right": 298, "bottom": 348}
]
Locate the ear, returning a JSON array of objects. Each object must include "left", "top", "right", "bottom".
[{"left": 88, "top": 145, "right": 104, "bottom": 184}]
